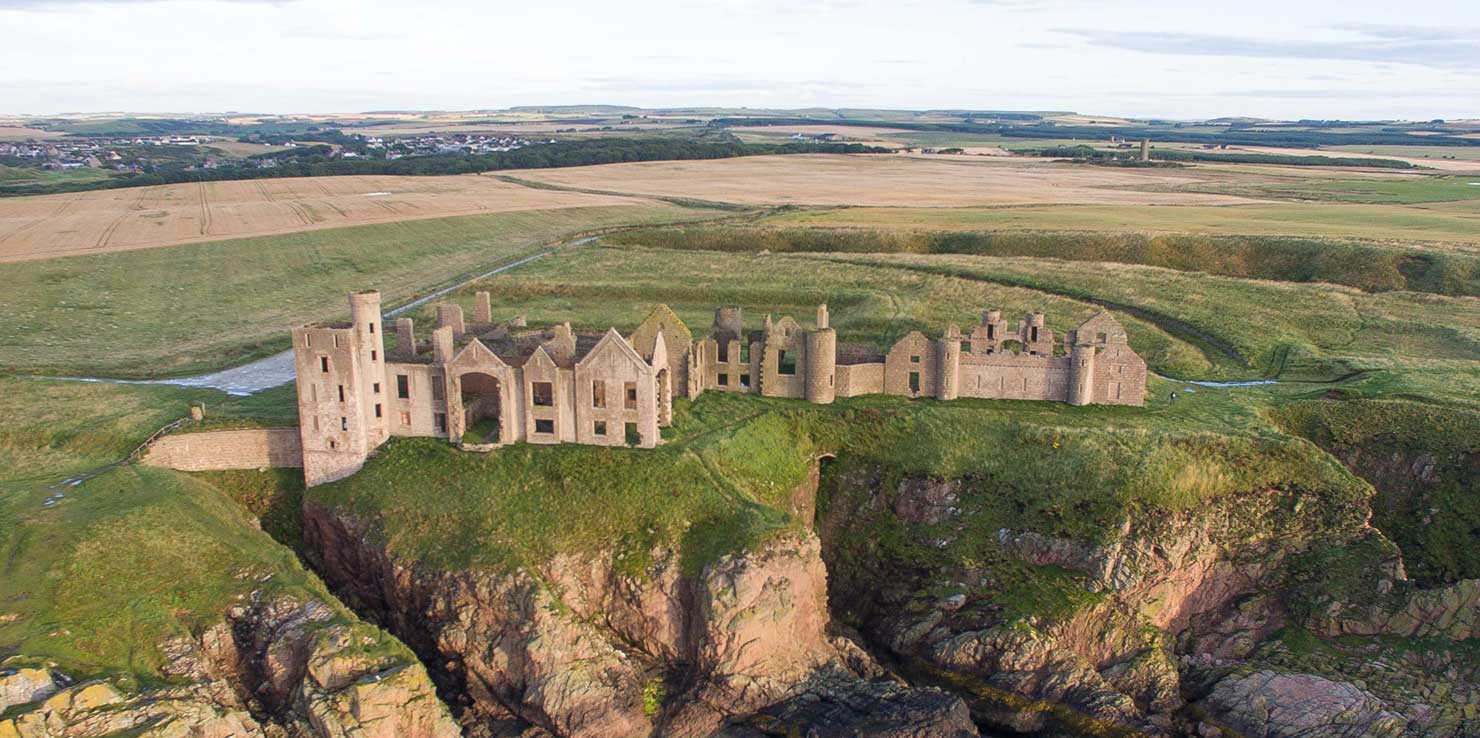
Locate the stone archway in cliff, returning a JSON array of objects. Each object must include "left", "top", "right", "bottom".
[{"left": 459, "top": 371, "right": 502, "bottom": 444}]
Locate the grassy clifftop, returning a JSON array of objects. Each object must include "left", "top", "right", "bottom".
[
  {"left": 309, "top": 381, "right": 1372, "bottom": 577},
  {"left": 0, "top": 378, "right": 403, "bottom": 689}
]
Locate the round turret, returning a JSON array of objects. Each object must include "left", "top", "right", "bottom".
[
  {"left": 804, "top": 328, "right": 837, "bottom": 404},
  {"left": 349, "top": 290, "right": 382, "bottom": 333}
]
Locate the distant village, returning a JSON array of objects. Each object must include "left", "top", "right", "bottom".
[{"left": 0, "top": 132, "right": 550, "bottom": 174}]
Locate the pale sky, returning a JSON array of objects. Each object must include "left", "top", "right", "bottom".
[{"left": 2, "top": 0, "right": 1477, "bottom": 119}]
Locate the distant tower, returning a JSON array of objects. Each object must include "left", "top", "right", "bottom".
[{"left": 1139, "top": 139, "right": 1150, "bottom": 162}]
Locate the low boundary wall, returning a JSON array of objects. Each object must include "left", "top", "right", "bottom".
[{"left": 141, "top": 428, "right": 303, "bottom": 471}]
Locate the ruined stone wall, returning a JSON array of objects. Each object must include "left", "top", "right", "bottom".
[
  {"left": 1091, "top": 344, "right": 1147, "bottom": 406},
  {"left": 883, "top": 332, "right": 939, "bottom": 398},
  {"left": 384, "top": 362, "right": 446, "bottom": 439},
  {"left": 522, "top": 355, "right": 569, "bottom": 444},
  {"left": 142, "top": 428, "right": 303, "bottom": 471},
  {"left": 293, "top": 325, "right": 374, "bottom": 487},
  {"left": 575, "top": 345, "right": 659, "bottom": 448},
  {"left": 957, "top": 353, "right": 1073, "bottom": 402},
  {"left": 699, "top": 338, "right": 755, "bottom": 393},
  {"left": 835, "top": 363, "right": 884, "bottom": 397}
]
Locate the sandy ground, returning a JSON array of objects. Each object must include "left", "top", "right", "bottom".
[
  {"left": 0, "top": 174, "right": 646, "bottom": 262},
  {"left": 508, "top": 153, "right": 1259, "bottom": 208}
]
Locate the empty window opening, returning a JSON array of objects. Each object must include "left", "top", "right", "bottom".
[
  {"left": 718, "top": 373, "right": 729, "bottom": 386},
  {"left": 910, "top": 354, "right": 921, "bottom": 364},
  {"left": 340, "top": 417, "right": 348, "bottom": 431},
  {"left": 304, "top": 334, "right": 312, "bottom": 348},
  {"left": 778, "top": 350, "right": 796, "bottom": 375},
  {"left": 434, "top": 413, "right": 447, "bottom": 433},
  {"left": 431, "top": 380, "right": 444, "bottom": 402},
  {"left": 1097, "top": 332, "right": 1108, "bottom": 343},
  {"left": 594, "top": 420, "right": 607, "bottom": 436},
  {"left": 371, "top": 350, "right": 378, "bottom": 362},
  {"left": 532, "top": 381, "right": 554, "bottom": 407},
  {"left": 741, "top": 343, "right": 751, "bottom": 362},
  {"left": 624, "top": 382, "right": 637, "bottom": 409},
  {"left": 1031, "top": 327, "right": 1040, "bottom": 342},
  {"left": 396, "top": 375, "right": 409, "bottom": 399},
  {"left": 962, "top": 341, "right": 972, "bottom": 354},
  {"left": 718, "top": 342, "right": 729, "bottom": 362},
  {"left": 740, "top": 374, "right": 751, "bottom": 388},
  {"left": 592, "top": 380, "right": 606, "bottom": 408},
  {"left": 312, "top": 415, "right": 320, "bottom": 431},
  {"left": 369, "top": 322, "right": 375, "bottom": 334},
  {"left": 373, "top": 382, "right": 381, "bottom": 395},
  {"left": 338, "top": 385, "right": 345, "bottom": 402},
  {"left": 400, "top": 411, "right": 411, "bottom": 426},
  {"left": 908, "top": 372, "right": 921, "bottom": 394},
  {"left": 310, "top": 384, "right": 318, "bottom": 402},
  {"left": 320, "top": 356, "right": 329, "bottom": 373},
  {"left": 333, "top": 335, "right": 339, "bottom": 348},
  {"left": 987, "top": 324, "right": 996, "bottom": 339},
  {"left": 328, "top": 439, "right": 336, "bottom": 450},
  {"left": 625, "top": 422, "right": 640, "bottom": 446},
  {"left": 535, "top": 418, "right": 555, "bottom": 434},
  {"left": 374, "top": 403, "right": 382, "bottom": 419}
]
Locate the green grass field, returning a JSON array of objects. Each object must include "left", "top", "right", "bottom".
[{"left": 0, "top": 202, "right": 726, "bottom": 378}]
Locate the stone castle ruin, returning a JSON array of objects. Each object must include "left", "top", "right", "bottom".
[{"left": 292, "top": 291, "right": 1146, "bottom": 486}]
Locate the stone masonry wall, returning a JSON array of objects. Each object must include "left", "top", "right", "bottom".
[{"left": 142, "top": 428, "right": 303, "bottom": 471}]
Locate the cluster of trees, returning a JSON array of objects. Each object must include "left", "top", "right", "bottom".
[
  {"left": 1033, "top": 145, "right": 1412, "bottom": 169},
  {"left": 711, "top": 117, "right": 1478, "bottom": 149},
  {"left": 0, "top": 137, "right": 888, "bottom": 197}
]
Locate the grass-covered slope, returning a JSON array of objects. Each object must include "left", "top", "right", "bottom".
[{"left": 0, "top": 378, "right": 404, "bottom": 689}]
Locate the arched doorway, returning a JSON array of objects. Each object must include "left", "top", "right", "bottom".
[
  {"left": 655, "top": 368, "right": 672, "bottom": 426},
  {"left": 460, "top": 372, "right": 502, "bottom": 444}
]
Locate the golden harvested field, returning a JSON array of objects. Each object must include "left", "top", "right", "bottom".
[
  {"left": 507, "top": 154, "right": 1260, "bottom": 207},
  {"left": 0, "top": 126, "right": 63, "bottom": 141},
  {"left": 0, "top": 175, "right": 648, "bottom": 262}
]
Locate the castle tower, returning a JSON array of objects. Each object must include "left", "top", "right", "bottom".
[
  {"left": 804, "top": 326, "right": 836, "bottom": 404},
  {"left": 1069, "top": 343, "right": 1097, "bottom": 406},
  {"left": 938, "top": 325, "right": 961, "bottom": 401},
  {"left": 1139, "top": 139, "right": 1150, "bottom": 162},
  {"left": 349, "top": 291, "right": 389, "bottom": 446},
  {"left": 292, "top": 291, "right": 385, "bottom": 487}
]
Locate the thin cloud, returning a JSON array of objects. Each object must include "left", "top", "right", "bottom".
[
  {"left": 1057, "top": 26, "right": 1480, "bottom": 70},
  {"left": 0, "top": 0, "right": 292, "bottom": 8}
]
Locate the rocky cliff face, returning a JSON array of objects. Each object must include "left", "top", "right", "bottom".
[
  {"left": 815, "top": 462, "right": 1480, "bottom": 738},
  {"left": 300, "top": 500, "right": 976, "bottom": 738},
  {"left": 0, "top": 591, "right": 459, "bottom": 738}
]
